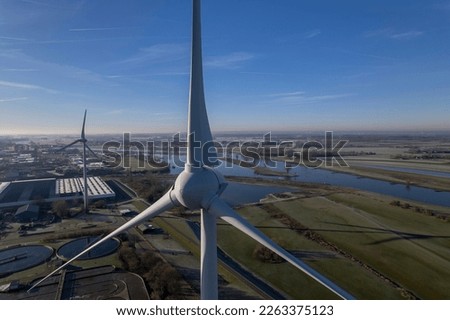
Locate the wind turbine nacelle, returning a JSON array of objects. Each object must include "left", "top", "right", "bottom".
[{"left": 173, "top": 166, "right": 226, "bottom": 210}]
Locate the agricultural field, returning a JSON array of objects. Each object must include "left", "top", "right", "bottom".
[{"left": 217, "top": 184, "right": 450, "bottom": 299}]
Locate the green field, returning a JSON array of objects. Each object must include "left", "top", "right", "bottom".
[
  {"left": 124, "top": 156, "right": 169, "bottom": 173},
  {"left": 217, "top": 188, "right": 450, "bottom": 299},
  {"left": 327, "top": 162, "right": 450, "bottom": 192}
]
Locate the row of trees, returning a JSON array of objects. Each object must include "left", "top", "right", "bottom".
[
  {"left": 123, "top": 174, "right": 170, "bottom": 203},
  {"left": 118, "top": 243, "right": 183, "bottom": 299},
  {"left": 51, "top": 199, "right": 107, "bottom": 218}
]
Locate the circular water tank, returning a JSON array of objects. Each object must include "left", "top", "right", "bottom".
[
  {"left": 0, "top": 245, "right": 54, "bottom": 275},
  {"left": 56, "top": 236, "right": 120, "bottom": 261}
]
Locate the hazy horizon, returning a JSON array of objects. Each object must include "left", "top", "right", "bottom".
[
  {"left": 1, "top": 0, "right": 450, "bottom": 135},
  {"left": 2, "top": 129, "right": 450, "bottom": 140}
]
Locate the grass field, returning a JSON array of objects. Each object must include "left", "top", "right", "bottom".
[
  {"left": 124, "top": 156, "right": 169, "bottom": 173},
  {"left": 327, "top": 163, "right": 450, "bottom": 192},
  {"left": 217, "top": 188, "right": 450, "bottom": 299}
]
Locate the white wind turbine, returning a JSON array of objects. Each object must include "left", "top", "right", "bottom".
[
  {"left": 32, "top": 0, "right": 354, "bottom": 300},
  {"left": 59, "top": 109, "right": 97, "bottom": 214}
]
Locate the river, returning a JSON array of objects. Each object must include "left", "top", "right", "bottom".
[{"left": 163, "top": 155, "right": 450, "bottom": 208}]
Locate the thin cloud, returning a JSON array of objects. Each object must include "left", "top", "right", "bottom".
[
  {"left": 34, "top": 36, "right": 150, "bottom": 45},
  {"left": 0, "top": 80, "right": 57, "bottom": 93},
  {"left": 106, "top": 109, "right": 124, "bottom": 115},
  {"left": 0, "top": 35, "right": 129, "bottom": 45},
  {"left": 0, "top": 36, "right": 29, "bottom": 41},
  {"left": 389, "top": 31, "right": 424, "bottom": 40},
  {"left": 20, "top": 0, "right": 61, "bottom": 8},
  {"left": 153, "top": 112, "right": 176, "bottom": 116},
  {"left": 105, "top": 71, "right": 189, "bottom": 80},
  {"left": 205, "top": 52, "right": 254, "bottom": 69},
  {"left": 0, "top": 49, "right": 119, "bottom": 90},
  {"left": 269, "top": 91, "right": 354, "bottom": 105},
  {"left": 303, "top": 93, "right": 355, "bottom": 102},
  {"left": 120, "top": 43, "right": 187, "bottom": 65},
  {"left": 269, "top": 91, "right": 306, "bottom": 98},
  {"left": 122, "top": 72, "right": 189, "bottom": 77},
  {"left": 304, "top": 29, "right": 321, "bottom": 39},
  {"left": 146, "top": 72, "right": 189, "bottom": 76},
  {"left": 2, "top": 68, "right": 38, "bottom": 72},
  {"left": 69, "top": 27, "right": 124, "bottom": 32},
  {"left": 0, "top": 97, "right": 28, "bottom": 103},
  {"left": 364, "top": 28, "right": 424, "bottom": 40},
  {"left": 239, "top": 71, "right": 286, "bottom": 76}
]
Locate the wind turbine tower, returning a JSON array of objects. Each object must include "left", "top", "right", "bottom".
[
  {"left": 59, "top": 110, "right": 97, "bottom": 214},
  {"left": 32, "top": 0, "right": 354, "bottom": 300}
]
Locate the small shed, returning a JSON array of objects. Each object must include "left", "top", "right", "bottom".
[
  {"left": 138, "top": 224, "right": 156, "bottom": 234},
  {"left": 15, "top": 204, "right": 39, "bottom": 222}
]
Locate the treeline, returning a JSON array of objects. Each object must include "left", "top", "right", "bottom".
[
  {"left": 123, "top": 174, "right": 170, "bottom": 203},
  {"left": 253, "top": 245, "right": 284, "bottom": 263},
  {"left": 390, "top": 200, "right": 449, "bottom": 221},
  {"left": 118, "top": 243, "right": 183, "bottom": 299}
]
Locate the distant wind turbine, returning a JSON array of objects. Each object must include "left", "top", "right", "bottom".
[
  {"left": 31, "top": 0, "right": 354, "bottom": 300},
  {"left": 59, "top": 109, "right": 97, "bottom": 214}
]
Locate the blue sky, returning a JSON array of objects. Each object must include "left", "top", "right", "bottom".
[{"left": 0, "top": 0, "right": 449, "bottom": 135}]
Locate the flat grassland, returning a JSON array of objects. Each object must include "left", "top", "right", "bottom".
[
  {"left": 217, "top": 185, "right": 450, "bottom": 299},
  {"left": 327, "top": 159, "right": 450, "bottom": 192},
  {"left": 322, "top": 135, "right": 450, "bottom": 191}
]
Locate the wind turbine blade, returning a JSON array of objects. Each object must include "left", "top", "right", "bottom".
[
  {"left": 81, "top": 109, "right": 87, "bottom": 140},
  {"left": 187, "top": 0, "right": 217, "bottom": 168},
  {"left": 208, "top": 197, "right": 355, "bottom": 300},
  {"left": 200, "top": 209, "right": 218, "bottom": 299},
  {"left": 58, "top": 139, "right": 82, "bottom": 151},
  {"left": 28, "top": 190, "right": 176, "bottom": 292},
  {"left": 86, "top": 144, "right": 98, "bottom": 158}
]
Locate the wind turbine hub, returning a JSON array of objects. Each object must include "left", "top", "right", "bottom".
[{"left": 173, "top": 166, "right": 226, "bottom": 210}]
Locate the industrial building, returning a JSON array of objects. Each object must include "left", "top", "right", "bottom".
[
  {"left": 0, "top": 176, "right": 115, "bottom": 209},
  {"left": 55, "top": 176, "right": 115, "bottom": 200}
]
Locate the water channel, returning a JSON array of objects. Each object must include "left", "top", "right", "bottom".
[{"left": 163, "top": 155, "right": 450, "bottom": 207}]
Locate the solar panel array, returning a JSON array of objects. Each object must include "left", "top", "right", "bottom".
[{"left": 55, "top": 177, "right": 115, "bottom": 199}]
